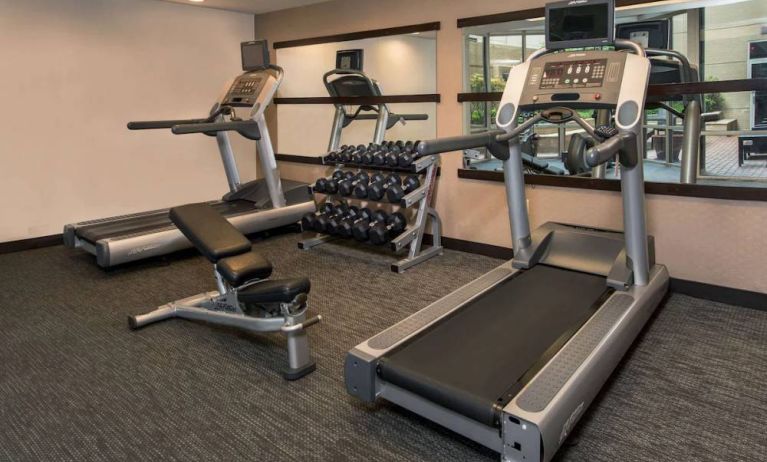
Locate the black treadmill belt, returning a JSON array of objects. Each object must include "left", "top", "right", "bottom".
[
  {"left": 379, "top": 265, "right": 609, "bottom": 427},
  {"left": 76, "top": 200, "right": 257, "bottom": 244}
]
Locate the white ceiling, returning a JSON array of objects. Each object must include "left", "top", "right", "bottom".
[{"left": 159, "top": 0, "right": 334, "bottom": 15}]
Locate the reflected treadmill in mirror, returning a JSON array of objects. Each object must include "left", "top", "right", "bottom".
[{"left": 324, "top": 68, "right": 428, "bottom": 152}]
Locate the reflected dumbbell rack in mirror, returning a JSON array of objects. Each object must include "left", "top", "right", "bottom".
[{"left": 299, "top": 140, "right": 443, "bottom": 273}]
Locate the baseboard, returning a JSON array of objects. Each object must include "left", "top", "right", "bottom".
[
  {"left": 669, "top": 278, "right": 767, "bottom": 312},
  {"left": 423, "top": 234, "right": 514, "bottom": 260},
  {"left": 0, "top": 234, "right": 63, "bottom": 255}
]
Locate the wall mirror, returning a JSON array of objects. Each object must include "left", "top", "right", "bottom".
[
  {"left": 275, "top": 30, "right": 438, "bottom": 156},
  {"left": 460, "top": 0, "right": 767, "bottom": 191}
]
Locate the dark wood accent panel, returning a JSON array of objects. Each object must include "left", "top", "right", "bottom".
[
  {"left": 647, "top": 79, "right": 767, "bottom": 98},
  {"left": 458, "top": 92, "right": 503, "bottom": 102},
  {"left": 273, "top": 22, "right": 441, "bottom": 49},
  {"left": 457, "top": 169, "right": 767, "bottom": 202},
  {"left": 275, "top": 154, "right": 324, "bottom": 165},
  {"left": 457, "top": 79, "right": 767, "bottom": 103},
  {"left": 274, "top": 94, "right": 441, "bottom": 105},
  {"left": 457, "top": 0, "right": 667, "bottom": 28},
  {"left": 0, "top": 234, "right": 62, "bottom": 255},
  {"left": 457, "top": 7, "right": 544, "bottom": 29}
]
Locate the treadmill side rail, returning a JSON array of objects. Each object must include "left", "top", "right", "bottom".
[{"left": 500, "top": 265, "right": 669, "bottom": 462}]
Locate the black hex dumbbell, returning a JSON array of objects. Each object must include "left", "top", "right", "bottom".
[
  {"left": 367, "top": 174, "right": 402, "bottom": 201},
  {"left": 300, "top": 202, "right": 335, "bottom": 232},
  {"left": 314, "top": 203, "right": 351, "bottom": 234},
  {"left": 360, "top": 144, "right": 383, "bottom": 165},
  {"left": 303, "top": 201, "right": 345, "bottom": 232},
  {"left": 372, "top": 143, "right": 401, "bottom": 166},
  {"left": 324, "top": 145, "right": 350, "bottom": 163},
  {"left": 336, "top": 207, "right": 374, "bottom": 239},
  {"left": 397, "top": 140, "right": 425, "bottom": 167},
  {"left": 326, "top": 205, "right": 360, "bottom": 235},
  {"left": 338, "top": 171, "right": 370, "bottom": 197},
  {"left": 339, "top": 145, "right": 365, "bottom": 163},
  {"left": 352, "top": 172, "right": 385, "bottom": 199},
  {"left": 352, "top": 210, "right": 390, "bottom": 242},
  {"left": 369, "top": 212, "right": 408, "bottom": 245},
  {"left": 385, "top": 174, "right": 421, "bottom": 203},
  {"left": 321, "top": 170, "right": 355, "bottom": 195},
  {"left": 384, "top": 145, "right": 404, "bottom": 167},
  {"left": 313, "top": 170, "right": 345, "bottom": 194}
]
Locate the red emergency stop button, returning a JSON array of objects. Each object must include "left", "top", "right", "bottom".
[{"left": 595, "top": 93, "right": 602, "bottom": 100}]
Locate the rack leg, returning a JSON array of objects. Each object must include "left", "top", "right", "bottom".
[{"left": 298, "top": 233, "right": 335, "bottom": 250}]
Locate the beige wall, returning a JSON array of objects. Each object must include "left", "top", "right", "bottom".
[
  {"left": 256, "top": 0, "right": 767, "bottom": 294},
  {"left": 0, "top": 0, "right": 255, "bottom": 242}
]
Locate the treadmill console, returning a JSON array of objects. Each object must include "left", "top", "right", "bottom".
[
  {"left": 222, "top": 73, "right": 269, "bottom": 107},
  {"left": 539, "top": 59, "right": 607, "bottom": 89},
  {"left": 520, "top": 51, "right": 626, "bottom": 109}
]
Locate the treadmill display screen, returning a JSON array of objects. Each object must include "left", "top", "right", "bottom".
[
  {"left": 241, "top": 40, "right": 269, "bottom": 71},
  {"left": 539, "top": 59, "right": 607, "bottom": 89},
  {"left": 546, "top": 0, "right": 614, "bottom": 50}
]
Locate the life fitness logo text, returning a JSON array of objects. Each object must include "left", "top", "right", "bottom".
[
  {"left": 568, "top": 0, "right": 589, "bottom": 5},
  {"left": 559, "top": 402, "right": 585, "bottom": 444}
]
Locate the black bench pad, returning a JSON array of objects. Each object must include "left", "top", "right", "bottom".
[
  {"left": 239, "top": 278, "right": 311, "bottom": 304},
  {"left": 218, "top": 250, "right": 273, "bottom": 286},
  {"left": 170, "top": 203, "right": 251, "bottom": 263}
]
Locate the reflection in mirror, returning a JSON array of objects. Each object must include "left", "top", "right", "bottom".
[
  {"left": 276, "top": 32, "right": 437, "bottom": 156},
  {"left": 462, "top": 0, "right": 767, "bottom": 188}
]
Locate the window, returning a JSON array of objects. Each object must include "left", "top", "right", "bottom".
[{"left": 461, "top": 0, "right": 767, "bottom": 187}]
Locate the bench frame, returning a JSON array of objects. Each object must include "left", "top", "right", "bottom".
[{"left": 129, "top": 262, "right": 321, "bottom": 381}]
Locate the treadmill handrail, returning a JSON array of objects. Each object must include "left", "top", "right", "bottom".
[
  {"left": 128, "top": 118, "right": 212, "bottom": 130},
  {"left": 171, "top": 120, "right": 261, "bottom": 141},
  {"left": 127, "top": 106, "right": 232, "bottom": 130}
]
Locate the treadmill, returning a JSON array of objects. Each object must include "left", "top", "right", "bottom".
[
  {"left": 324, "top": 49, "right": 429, "bottom": 152},
  {"left": 63, "top": 40, "right": 314, "bottom": 267},
  {"left": 616, "top": 20, "right": 706, "bottom": 184},
  {"left": 345, "top": 1, "right": 669, "bottom": 461},
  {"left": 567, "top": 20, "right": 705, "bottom": 182}
]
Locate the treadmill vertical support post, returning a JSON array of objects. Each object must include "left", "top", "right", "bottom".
[
  {"left": 255, "top": 115, "right": 287, "bottom": 208},
  {"left": 373, "top": 104, "right": 390, "bottom": 145},
  {"left": 615, "top": 42, "right": 652, "bottom": 286},
  {"left": 216, "top": 128, "right": 241, "bottom": 193},
  {"left": 328, "top": 106, "right": 346, "bottom": 152},
  {"left": 503, "top": 120, "right": 533, "bottom": 256}
]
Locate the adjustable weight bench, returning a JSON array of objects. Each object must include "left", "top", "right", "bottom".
[{"left": 129, "top": 203, "right": 321, "bottom": 380}]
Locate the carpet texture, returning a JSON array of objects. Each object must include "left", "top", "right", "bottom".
[{"left": 0, "top": 234, "right": 765, "bottom": 461}]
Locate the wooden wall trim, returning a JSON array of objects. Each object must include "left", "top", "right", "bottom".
[
  {"left": 273, "top": 22, "right": 441, "bottom": 49},
  {"left": 274, "top": 94, "right": 441, "bottom": 105},
  {"left": 457, "top": 79, "right": 767, "bottom": 103},
  {"left": 457, "top": 169, "right": 767, "bottom": 202},
  {"left": 457, "top": 0, "right": 677, "bottom": 28}
]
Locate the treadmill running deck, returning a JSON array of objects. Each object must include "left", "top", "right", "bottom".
[{"left": 379, "top": 265, "right": 611, "bottom": 427}]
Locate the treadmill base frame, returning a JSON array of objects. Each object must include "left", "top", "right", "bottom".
[{"left": 345, "top": 264, "right": 669, "bottom": 462}]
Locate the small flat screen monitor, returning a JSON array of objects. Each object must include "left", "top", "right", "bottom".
[
  {"left": 336, "top": 49, "right": 364, "bottom": 71},
  {"left": 546, "top": 0, "right": 614, "bottom": 50},
  {"left": 616, "top": 20, "right": 670, "bottom": 50},
  {"left": 241, "top": 40, "right": 270, "bottom": 71}
]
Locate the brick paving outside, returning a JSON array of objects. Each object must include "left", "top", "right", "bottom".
[{"left": 648, "top": 136, "right": 767, "bottom": 179}]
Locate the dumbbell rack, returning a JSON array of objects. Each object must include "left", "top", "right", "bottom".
[{"left": 298, "top": 151, "right": 443, "bottom": 273}]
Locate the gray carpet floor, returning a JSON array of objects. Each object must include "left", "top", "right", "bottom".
[{"left": 0, "top": 234, "right": 765, "bottom": 461}]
